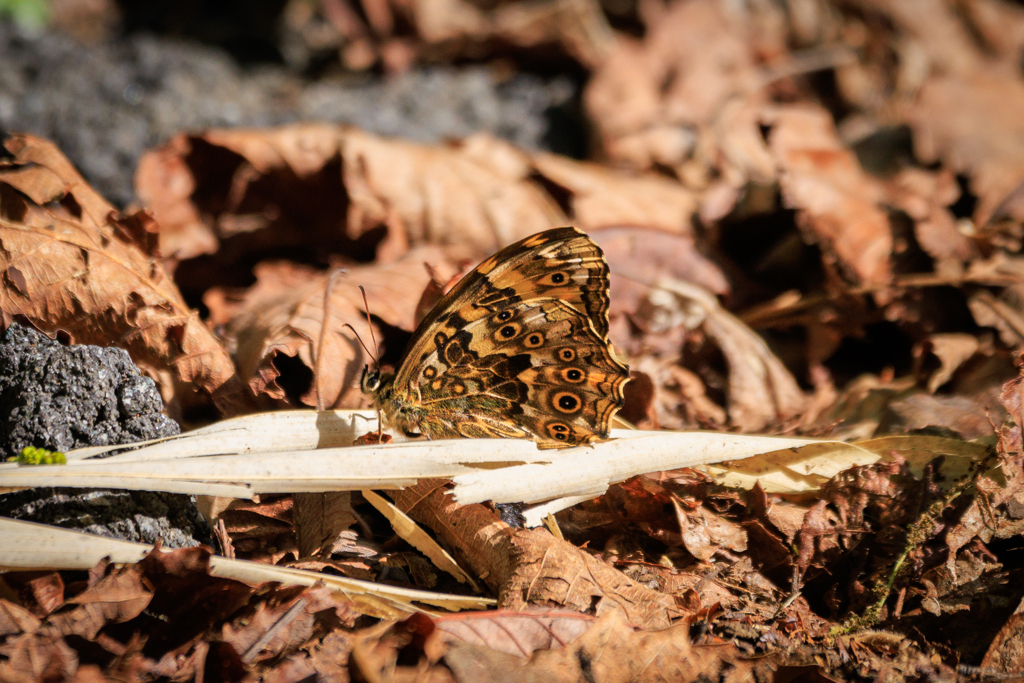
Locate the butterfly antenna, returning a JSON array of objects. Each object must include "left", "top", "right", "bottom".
[
  {"left": 358, "top": 286, "right": 380, "bottom": 364},
  {"left": 341, "top": 324, "right": 377, "bottom": 363}
]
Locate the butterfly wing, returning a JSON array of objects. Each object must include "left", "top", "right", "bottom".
[{"left": 383, "top": 227, "right": 628, "bottom": 447}]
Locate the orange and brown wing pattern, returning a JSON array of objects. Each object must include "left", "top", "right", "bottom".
[
  {"left": 399, "top": 299, "right": 627, "bottom": 447},
  {"left": 378, "top": 227, "right": 628, "bottom": 448}
]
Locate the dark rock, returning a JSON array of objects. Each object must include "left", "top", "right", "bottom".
[
  {"left": 0, "top": 323, "right": 179, "bottom": 457},
  {"left": 0, "top": 487, "right": 212, "bottom": 549},
  {"left": 0, "top": 20, "right": 580, "bottom": 207},
  {"left": 0, "top": 323, "right": 211, "bottom": 548}
]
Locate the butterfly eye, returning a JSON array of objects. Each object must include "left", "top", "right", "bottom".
[
  {"left": 524, "top": 333, "right": 544, "bottom": 348},
  {"left": 558, "top": 347, "right": 576, "bottom": 362},
  {"left": 497, "top": 310, "right": 513, "bottom": 321},
  {"left": 361, "top": 367, "right": 381, "bottom": 393}
]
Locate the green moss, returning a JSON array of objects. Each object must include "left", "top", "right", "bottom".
[{"left": 10, "top": 446, "right": 66, "bottom": 465}]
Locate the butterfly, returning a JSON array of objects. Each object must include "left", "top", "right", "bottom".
[{"left": 361, "top": 227, "right": 629, "bottom": 448}]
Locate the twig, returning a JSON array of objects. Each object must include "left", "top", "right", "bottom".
[{"left": 240, "top": 596, "right": 308, "bottom": 664}]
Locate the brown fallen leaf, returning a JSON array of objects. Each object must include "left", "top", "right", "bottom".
[
  {"left": 212, "top": 245, "right": 456, "bottom": 409},
  {"left": 883, "top": 168, "right": 973, "bottom": 277},
  {"left": 288, "top": 630, "right": 354, "bottom": 683},
  {"left": 39, "top": 565, "right": 152, "bottom": 641},
  {"left": 917, "top": 333, "right": 981, "bottom": 393},
  {"left": 590, "top": 225, "right": 730, "bottom": 320},
  {"left": 849, "top": 0, "right": 1024, "bottom": 229},
  {"left": 599, "top": 476, "right": 746, "bottom": 562},
  {"left": 222, "top": 585, "right": 340, "bottom": 664},
  {"left": 422, "top": 610, "right": 596, "bottom": 659},
  {"left": 0, "top": 633, "right": 79, "bottom": 683},
  {"left": 909, "top": 71, "right": 1024, "bottom": 228},
  {"left": 284, "top": 0, "right": 613, "bottom": 72},
  {"left": 294, "top": 492, "right": 357, "bottom": 558},
  {"left": 641, "top": 279, "right": 806, "bottom": 431},
  {"left": 584, "top": 0, "right": 769, "bottom": 174},
  {"left": 442, "top": 609, "right": 767, "bottom": 683},
  {"left": 391, "top": 480, "right": 688, "bottom": 630},
  {"left": 3, "top": 573, "right": 65, "bottom": 618},
  {"left": 0, "top": 134, "right": 248, "bottom": 414},
  {"left": 0, "top": 601, "right": 41, "bottom": 637},
  {"left": 766, "top": 105, "right": 893, "bottom": 289},
  {"left": 218, "top": 495, "right": 298, "bottom": 565},
  {"left": 136, "top": 126, "right": 701, "bottom": 278},
  {"left": 980, "top": 597, "right": 1024, "bottom": 675},
  {"left": 968, "top": 287, "right": 1024, "bottom": 348},
  {"left": 875, "top": 392, "right": 1000, "bottom": 440}
]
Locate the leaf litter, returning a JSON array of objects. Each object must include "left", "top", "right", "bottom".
[{"left": 8, "top": 0, "right": 1024, "bottom": 679}]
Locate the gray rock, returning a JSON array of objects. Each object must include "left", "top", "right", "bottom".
[
  {"left": 0, "top": 20, "right": 579, "bottom": 207},
  {"left": 0, "top": 323, "right": 179, "bottom": 457},
  {"left": 0, "top": 323, "right": 211, "bottom": 548}
]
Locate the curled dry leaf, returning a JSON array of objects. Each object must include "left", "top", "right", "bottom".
[
  {"left": 0, "top": 134, "right": 247, "bottom": 413},
  {"left": 209, "top": 245, "right": 456, "bottom": 409},
  {"left": 643, "top": 279, "right": 806, "bottom": 431},
  {"left": 136, "top": 125, "right": 700, "bottom": 272},
  {"left": 918, "top": 333, "right": 981, "bottom": 393}
]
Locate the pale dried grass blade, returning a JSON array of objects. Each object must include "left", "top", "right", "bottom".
[
  {"left": 0, "top": 518, "right": 494, "bottom": 617},
  {"left": 451, "top": 430, "right": 827, "bottom": 505},
  {"left": 0, "top": 436, "right": 556, "bottom": 496},
  {"left": 61, "top": 410, "right": 377, "bottom": 462},
  {"left": 362, "top": 490, "right": 482, "bottom": 592}
]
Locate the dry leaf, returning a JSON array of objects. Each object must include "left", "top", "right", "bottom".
[
  {"left": 0, "top": 134, "right": 247, "bottom": 413},
  {"left": 363, "top": 490, "right": 480, "bottom": 590},
  {"left": 646, "top": 278, "right": 806, "bottom": 431},
  {"left": 919, "top": 333, "right": 981, "bottom": 393},
  {"left": 584, "top": 0, "right": 768, "bottom": 173},
  {"left": 766, "top": 105, "right": 893, "bottom": 288},
  {"left": 443, "top": 609, "right": 767, "bottom": 683},
  {"left": 41, "top": 565, "right": 152, "bottom": 640},
  {"left": 883, "top": 168, "right": 973, "bottom": 276},
  {"left": 392, "top": 479, "right": 688, "bottom": 630},
  {"left": 136, "top": 126, "right": 701, "bottom": 270},
  {"left": 909, "top": 72, "right": 1024, "bottom": 227},
  {"left": 216, "top": 246, "right": 456, "bottom": 409},
  {"left": 980, "top": 598, "right": 1024, "bottom": 675},
  {"left": 294, "top": 492, "right": 357, "bottom": 558},
  {"left": 426, "top": 610, "right": 596, "bottom": 659}
]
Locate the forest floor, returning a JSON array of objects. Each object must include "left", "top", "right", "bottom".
[{"left": 3, "top": 0, "right": 1024, "bottom": 680}]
